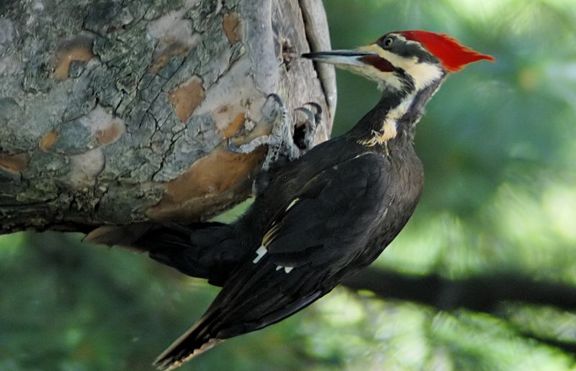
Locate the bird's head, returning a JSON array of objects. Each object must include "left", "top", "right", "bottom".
[{"left": 303, "top": 30, "right": 494, "bottom": 94}]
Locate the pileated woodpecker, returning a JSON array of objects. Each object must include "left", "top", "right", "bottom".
[{"left": 131, "top": 30, "right": 493, "bottom": 369}]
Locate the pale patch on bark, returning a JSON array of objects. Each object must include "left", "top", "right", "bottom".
[
  {"left": 79, "top": 106, "right": 125, "bottom": 148},
  {"left": 69, "top": 148, "right": 105, "bottom": 188}
]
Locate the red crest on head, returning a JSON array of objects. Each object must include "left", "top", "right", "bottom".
[{"left": 399, "top": 30, "right": 494, "bottom": 72}]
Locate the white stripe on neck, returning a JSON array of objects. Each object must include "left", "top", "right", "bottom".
[{"left": 359, "top": 94, "right": 415, "bottom": 146}]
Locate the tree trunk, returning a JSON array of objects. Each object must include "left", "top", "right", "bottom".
[{"left": 0, "top": 0, "right": 335, "bottom": 234}]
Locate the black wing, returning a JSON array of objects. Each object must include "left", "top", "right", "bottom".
[
  {"left": 153, "top": 152, "right": 393, "bottom": 369},
  {"left": 263, "top": 151, "right": 392, "bottom": 268}
]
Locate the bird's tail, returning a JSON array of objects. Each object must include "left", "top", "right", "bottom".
[
  {"left": 85, "top": 222, "right": 221, "bottom": 252},
  {"left": 86, "top": 222, "right": 242, "bottom": 284},
  {"left": 84, "top": 223, "right": 158, "bottom": 251},
  {"left": 154, "top": 313, "right": 223, "bottom": 371}
]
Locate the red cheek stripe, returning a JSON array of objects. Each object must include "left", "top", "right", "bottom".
[{"left": 360, "top": 55, "right": 395, "bottom": 72}]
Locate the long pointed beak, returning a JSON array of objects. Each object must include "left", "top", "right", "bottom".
[
  {"left": 301, "top": 50, "right": 377, "bottom": 67},
  {"left": 302, "top": 48, "right": 395, "bottom": 73}
]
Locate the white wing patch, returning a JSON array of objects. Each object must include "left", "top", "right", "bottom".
[
  {"left": 285, "top": 197, "right": 300, "bottom": 211},
  {"left": 252, "top": 198, "right": 301, "bottom": 271},
  {"left": 253, "top": 246, "right": 294, "bottom": 273},
  {"left": 276, "top": 265, "right": 294, "bottom": 274},
  {"left": 252, "top": 245, "right": 267, "bottom": 263}
]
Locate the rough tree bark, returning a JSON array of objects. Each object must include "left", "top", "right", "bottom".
[{"left": 0, "top": 0, "right": 336, "bottom": 234}]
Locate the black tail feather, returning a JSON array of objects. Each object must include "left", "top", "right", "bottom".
[
  {"left": 88, "top": 222, "right": 245, "bottom": 284},
  {"left": 154, "top": 312, "right": 223, "bottom": 370}
]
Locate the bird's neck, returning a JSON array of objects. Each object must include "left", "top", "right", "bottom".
[{"left": 346, "top": 79, "right": 444, "bottom": 148}]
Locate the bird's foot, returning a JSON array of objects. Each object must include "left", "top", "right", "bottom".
[
  {"left": 293, "top": 102, "right": 321, "bottom": 155},
  {"left": 227, "top": 94, "right": 320, "bottom": 172}
]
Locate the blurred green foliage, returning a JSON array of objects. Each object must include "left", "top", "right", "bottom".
[{"left": 2, "top": 0, "right": 576, "bottom": 370}]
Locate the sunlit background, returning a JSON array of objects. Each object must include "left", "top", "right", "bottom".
[{"left": 2, "top": 0, "right": 576, "bottom": 370}]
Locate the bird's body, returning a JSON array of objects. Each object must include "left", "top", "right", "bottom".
[
  {"left": 153, "top": 103, "right": 425, "bottom": 368},
  {"left": 119, "top": 30, "right": 493, "bottom": 370}
]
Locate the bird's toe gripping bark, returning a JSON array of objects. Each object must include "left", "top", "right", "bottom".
[
  {"left": 293, "top": 102, "right": 321, "bottom": 153},
  {"left": 227, "top": 94, "right": 320, "bottom": 172}
]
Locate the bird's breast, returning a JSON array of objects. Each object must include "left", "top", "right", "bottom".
[{"left": 358, "top": 146, "right": 424, "bottom": 265}]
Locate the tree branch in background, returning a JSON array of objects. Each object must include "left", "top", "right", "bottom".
[
  {"left": 344, "top": 268, "right": 576, "bottom": 313},
  {"left": 344, "top": 268, "right": 576, "bottom": 355}
]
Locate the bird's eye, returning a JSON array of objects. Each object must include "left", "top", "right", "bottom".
[{"left": 380, "top": 37, "right": 394, "bottom": 49}]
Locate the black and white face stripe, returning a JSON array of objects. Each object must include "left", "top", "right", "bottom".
[
  {"left": 357, "top": 41, "right": 445, "bottom": 92},
  {"left": 303, "top": 35, "right": 446, "bottom": 94},
  {"left": 376, "top": 33, "right": 440, "bottom": 66}
]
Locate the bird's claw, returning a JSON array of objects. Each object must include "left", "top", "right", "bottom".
[
  {"left": 226, "top": 94, "right": 321, "bottom": 174},
  {"left": 226, "top": 94, "right": 285, "bottom": 157},
  {"left": 226, "top": 137, "right": 241, "bottom": 153},
  {"left": 260, "top": 93, "right": 285, "bottom": 124},
  {"left": 294, "top": 102, "right": 321, "bottom": 152}
]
